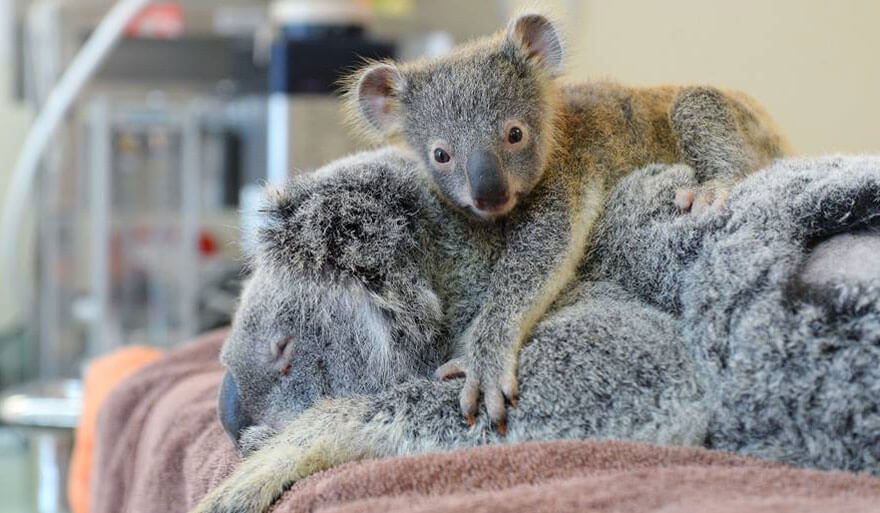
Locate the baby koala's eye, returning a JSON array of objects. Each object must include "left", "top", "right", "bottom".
[
  {"left": 434, "top": 148, "right": 451, "bottom": 164},
  {"left": 508, "top": 126, "right": 523, "bottom": 144},
  {"left": 429, "top": 140, "right": 453, "bottom": 167},
  {"left": 503, "top": 121, "right": 528, "bottom": 148}
]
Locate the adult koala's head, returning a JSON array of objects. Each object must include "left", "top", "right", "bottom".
[{"left": 217, "top": 149, "right": 446, "bottom": 451}]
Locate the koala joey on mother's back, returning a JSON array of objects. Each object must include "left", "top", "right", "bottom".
[{"left": 346, "top": 12, "right": 791, "bottom": 431}]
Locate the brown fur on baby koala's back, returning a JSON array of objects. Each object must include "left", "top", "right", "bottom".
[
  {"left": 551, "top": 81, "right": 790, "bottom": 191},
  {"left": 552, "top": 82, "right": 680, "bottom": 184}
]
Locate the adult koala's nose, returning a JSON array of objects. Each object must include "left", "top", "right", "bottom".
[
  {"left": 218, "top": 371, "right": 253, "bottom": 450},
  {"left": 466, "top": 150, "right": 511, "bottom": 213}
]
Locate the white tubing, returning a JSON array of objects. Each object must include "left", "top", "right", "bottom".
[{"left": 0, "top": 0, "right": 151, "bottom": 317}]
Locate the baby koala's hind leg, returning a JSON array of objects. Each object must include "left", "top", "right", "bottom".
[
  {"left": 670, "top": 86, "right": 753, "bottom": 183},
  {"left": 670, "top": 86, "right": 756, "bottom": 216},
  {"left": 674, "top": 180, "right": 730, "bottom": 216}
]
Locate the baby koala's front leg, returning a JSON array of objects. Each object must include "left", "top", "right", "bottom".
[
  {"left": 457, "top": 311, "right": 522, "bottom": 435},
  {"left": 435, "top": 307, "right": 521, "bottom": 434},
  {"left": 451, "top": 177, "right": 600, "bottom": 434}
]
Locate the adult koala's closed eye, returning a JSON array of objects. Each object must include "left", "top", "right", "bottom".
[{"left": 219, "top": 148, "right": 506, "bottom": 450}]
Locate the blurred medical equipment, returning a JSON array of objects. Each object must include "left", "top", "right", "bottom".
[
  {"left": 0, "top": 379, "right": 80, "bottom": 513},
  {"left": 0, "top": 1, "right": 503, "bottom": 511}
]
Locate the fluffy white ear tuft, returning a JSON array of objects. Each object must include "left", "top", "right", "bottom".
[
  {"left": 506, "top": 13, "right": 565, "bottom": 75},
  {"left": 351, "top": 62, "right": 405, "bottom": 134}
]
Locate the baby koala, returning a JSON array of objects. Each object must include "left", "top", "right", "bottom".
[{"left": 347, "top": 12, "right": 791, "bottom": 431}]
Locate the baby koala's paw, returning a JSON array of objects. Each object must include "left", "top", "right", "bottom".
[
  {"left": 437, "top": 357, "right": 518, "bottom": 434},
  {"left": 459, "top": 363, "right": 518, "bottom": 436},
  {"left": 674, "top": 186, "right": 729, "bottom": 216}
]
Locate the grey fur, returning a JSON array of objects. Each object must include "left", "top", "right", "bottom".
[
  {"left": 222, "top": 148, "right": 505, "bottom": 431},
  {"left": 582, "top": 155, "right": 880, "bottom": 472},
  {"left": 195, "top": 151, "right": 880, "bottom": 513},
  {"left": 670, "top": 87, "right": 750, "bottom": 182}
]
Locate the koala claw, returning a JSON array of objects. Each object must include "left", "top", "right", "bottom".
[
  {"left": 434, "top": 358, "right": 467, "bottom": 380},
  {"left": 459, "top": 367, "right": 518, "bottom": 436},
  {"left": 502, "top": 373, "right": 519, "bottom": 407}
]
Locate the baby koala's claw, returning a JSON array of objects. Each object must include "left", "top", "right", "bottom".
[
  {"left": 502, "top": 373, "right": 519, "bottom": 408},
  {"left": 496, "top": 418, "right": 507, "bottom": 437},
  {"left": 460, "top": 377, "right": 480, "bottom": 423},
  {"left": 484, "top": 386, "right": 507, "bottom": 435},
  {"left": 459, "top": 367, "right": 518, "bottom": 436},
  {"left": 434, "top": 358, "right": 467, "bottom": 381}
]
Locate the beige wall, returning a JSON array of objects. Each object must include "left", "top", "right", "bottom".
[{"left": 548, "top": 0, "right": 880, "bottom": 155}]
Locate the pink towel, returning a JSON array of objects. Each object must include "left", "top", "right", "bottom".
[{"left": 90, "top": 330, "right": 880, "bottom": 513}]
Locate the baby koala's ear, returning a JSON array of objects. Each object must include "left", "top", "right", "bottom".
[
  {"left": 347, "top": 62, "right": 406, "bottom": 136},
  {"left": 505, "top": 13, "right": 565, "bottom": 76}
]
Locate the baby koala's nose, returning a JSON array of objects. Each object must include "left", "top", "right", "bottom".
[
  {"left": 474, "top": 194, "right": 510, "bottom": 211},
  {"left": 467, "top": 150, "right": 510, "bottom": 212}
]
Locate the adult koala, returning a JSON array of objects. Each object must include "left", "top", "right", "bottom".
[
  {"left": 197, "top": 150, "right": 880, "bottom": 513},
  {"left": 217, "top": 147, "right": 701, "bottom": 455}
]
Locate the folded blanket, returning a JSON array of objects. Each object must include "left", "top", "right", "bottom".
[
  {"left": 90, "top": 329, "right": 239, "bottom": 513},
  {"left": 91, "top": 333, "right": 880, "bottom": 513},
  {"left": 68, "top": 345, "right": 162, "bottom": 513}
]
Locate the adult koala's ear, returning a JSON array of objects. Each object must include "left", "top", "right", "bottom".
[
  {"left": 505, "top": 13, "right": 565, "bottom": 76},
  {"left": 266, "top": 336, "right": 295, "bottom": 375},
  {"left": 346, "top": 62, "right": 406, "bottom": 137}
]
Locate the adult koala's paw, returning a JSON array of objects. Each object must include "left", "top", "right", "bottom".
[
  {"left": 189, "top": 466, "right": 287, "bottom": 513},
  {"left": 190, "top": 443, "right": 320, "bottom": 513}
]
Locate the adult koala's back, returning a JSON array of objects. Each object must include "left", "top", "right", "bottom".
[{"left": 220, "top": 148, "right": 504, "bottom": 440}]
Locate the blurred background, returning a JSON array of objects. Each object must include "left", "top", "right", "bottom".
[{"left": 0, "top": 1, "right": 876, "bottom": 512}]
